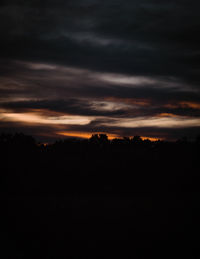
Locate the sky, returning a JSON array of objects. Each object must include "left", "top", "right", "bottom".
[{"left": 0, "top": 0, "right": 200, "bottom": 141}]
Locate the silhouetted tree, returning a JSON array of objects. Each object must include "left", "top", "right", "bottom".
[
  {"left": 132, "top": 135, "right": 143, "bottom": 145},
  {"left": 89, "top": 134, "right": 109, "bottom": 145}
]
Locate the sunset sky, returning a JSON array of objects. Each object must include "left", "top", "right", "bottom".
[{"left": 0, "top": 0, "right": 200, "bottom": 141}]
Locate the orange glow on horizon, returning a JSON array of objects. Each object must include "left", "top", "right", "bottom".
[
  {"left": 141, "top": 136, "right": 162, "bottom": 142},
  {"left": 57, "top": 131, "right": 162, "bottom": 142},
  {"left": 56, "top": 131, "right": 119, "bottom": 140}
]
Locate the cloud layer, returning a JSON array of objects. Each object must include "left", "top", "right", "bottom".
[{"left": 0, "top": 1, "right": 200, "bottom": 141}]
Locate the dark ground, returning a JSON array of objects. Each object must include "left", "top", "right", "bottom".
[{"left": 1, "top": 133, "right": 200, "bottom": 258}]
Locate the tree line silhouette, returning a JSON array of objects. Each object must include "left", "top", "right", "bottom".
[
  {"left": 1, "top": 131, "right": 199, "bottom": 197},
  {"left": 1, "top": 132, "right": 200, "bottom": 258}
]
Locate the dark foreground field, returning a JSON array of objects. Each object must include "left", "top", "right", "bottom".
[{"left": 1, "top": 133, "right": 200, "bottom": 258}]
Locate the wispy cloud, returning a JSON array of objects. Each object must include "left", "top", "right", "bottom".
[{"left": 1, "top": 1, "right": 200, "bottom": 140}]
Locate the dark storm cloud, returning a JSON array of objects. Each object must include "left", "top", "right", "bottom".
[
  {"left": 0, "top": 0, "right": 200, "bottom": 81},
  {"left": 0, "top": 0, "right": 200, "bottom": 140},
  {"left": 1, "top": 95, "right": 200, "bottom": 119},
  {"left": 0, "top": 98, "right": 128, "bottom": 117},
  {"left": 0, "top": 60, "right": 199, "bottom": 102}
]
